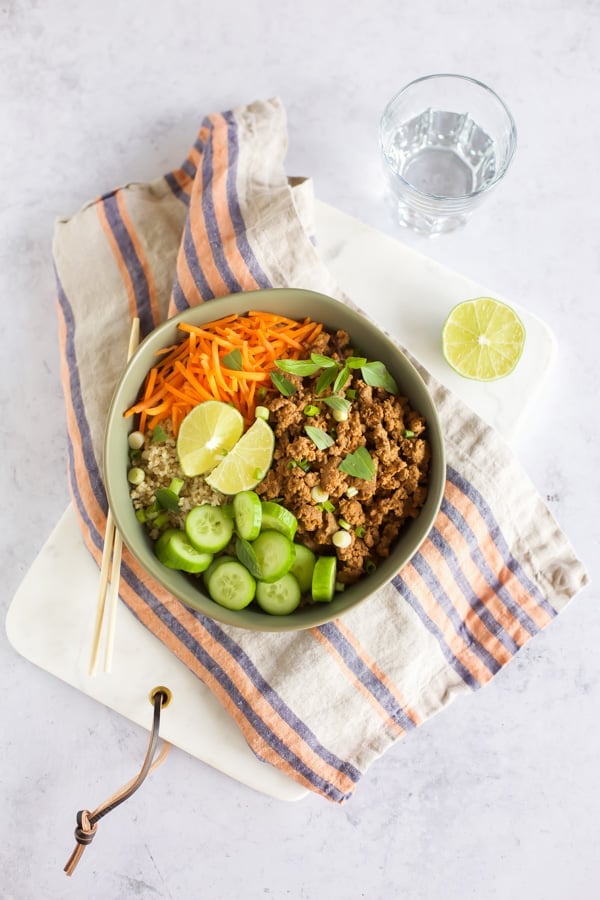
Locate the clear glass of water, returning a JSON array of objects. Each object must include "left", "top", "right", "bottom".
[{"left": 379, "top": 74, "right": 517, "bottom": 235}]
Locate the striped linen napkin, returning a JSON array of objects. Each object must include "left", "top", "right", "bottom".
[{"left": 53, "top": 97, "right": 588, "bottom": 803}]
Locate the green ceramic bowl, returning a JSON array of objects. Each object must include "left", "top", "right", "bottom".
[{"left": 104, "top": 288, "right": 445, "bottom": 631}]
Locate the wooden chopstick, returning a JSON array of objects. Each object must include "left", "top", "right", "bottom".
[{"left": 88, "top": 317, "right": 141, "bottom": 676}]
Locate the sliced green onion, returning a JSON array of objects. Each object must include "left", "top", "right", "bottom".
[
  {"left": 355, "top": 525, "right": 366, "bottom": 538},
  {"left": 169, "top": 477, "right": 184, "bottom": 496},
  {"left": 345, "top": 486, "right": 359, "bottom": 498},
  {"left": 135, "top": 508, "right": 147, "bottom": 523},
  {"left": 255, "top": 405, "right": 270, "bottom": 421},
  {"left": 365, "top": 560, "right": 377, "bottom": 574},
  {"left": 304, "top": 404, "right": 320, "bottom": 417},
  {"left": 318, "top": 499, "right": 336, "bottom": 513},
  {"left": 153, "top": 511, "right": 170, "bottom": 529},
  {"left": 128, "top": 430, "right": 145, "bottom": 450},
  {"left": 403, "top": 429, "right": 415, "bottom": 438},
  {"left": 338, "top": 518, "right": 351, "bottom": 530},
  {"left": 311, "top": 485, "right": 330, "bottom": 504},
  {"left": 127, "top": 467, "right": 146, "bottom": 485},
  {"left": 346, "top": 389, "right": 357, "bottom": 400},
  {"left": 332, "top": 530, "right": 352, "bottom": 548}
]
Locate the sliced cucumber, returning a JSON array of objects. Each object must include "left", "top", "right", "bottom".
[
  {"left": 202, "top": 554, "right": 236, "bottom": 587},
  {"left": 206, "top": 559, "right": 256, "bottom": 610},
  {"left": 256, "top": 573, "right": 301, "bottom": 615},
  {"left": 233, "top": 490, "right": 262, "bottom": 540},
  {"left": 155, "top": 529, "right": 213, "bottom": 574},
  {"left": 260, "top": 501, "right": 298, "bottom": 541},
  {"left": 289, "top": 543, "right": 316, "bottom": 594},
  {"left": 185, "top": 504, "right": 234, "bottom": 554},
  {"left": 250, "top": 530, "right": 296, "bottom": 583},
  {"left": 311, "top": 555, "right": 337, "bottom": 603}
]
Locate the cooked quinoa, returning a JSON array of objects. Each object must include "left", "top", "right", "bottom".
[{"left": 129, "top": 421, "right": 224, "bottom": 538}]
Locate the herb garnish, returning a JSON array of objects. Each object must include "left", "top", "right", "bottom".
[
  {"left": 321, "top": 395, "right": 351, "bottom": 414},
  {"left": 338, "top": 446, "right": 375, "bottom": 480},
  {"left": 271, "top": 370, "right": 296, "bottom": 397},
  {"left": 360, "top": 361, "right": 398, "bottom": 394},
  {"left": 221, "top": 348, "right": 243, "bottom": 370},
  {"left": 304, "top": 425, "right": 335, "bottom": 450}
]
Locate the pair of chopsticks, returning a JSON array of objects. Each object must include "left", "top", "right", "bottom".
[{"left": 89, "top": 318, "right": 141, "bottom": 676}]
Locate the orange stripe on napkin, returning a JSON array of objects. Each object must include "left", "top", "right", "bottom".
[
  {"left": 96, "top": 201, "right": 138, "bottom": 322},
  {"left": 117, "top": 551, "right": 357, "bottom": 801},
  {"left": 115, "top": 190, "right": 161, "bottom": 328},
  {"left": 433, "top": 508, "right": 532, "bottom": 649},
  {"left": 401, "top": 560, "right": 496, "bottom": 687},
  {"left": 418, "top": 532, "right": 515, "bottom": 668},
  {"left": 444, "top": 480, "right": 554, "bottom": 631}
]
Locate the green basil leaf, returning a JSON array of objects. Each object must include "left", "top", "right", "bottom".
[
  {"left": 333, "top": 366, "right": 351, "bottom": 393},
  {"left": 338, "top": 446, "right": 375, "bottom": 480},
  {"left": 321, "top": 395, "right": 351, "bottom": 413},
  {"left": 310, "top": 353, "right": 338, "bottom": 368},
  {"left": 304, "top": 425, "right": 335, "bottom": 450},
  {"left": 360, "top": 361, "right": 398, "bottom": 394},
  {"left": 221, "top": 348, "right": 243, "bottom": 370},
  {"left": 346, "top": 356, "right": 367, "bottom": 369},
  {"left": 271, "top": 370, "right": 296, "bottom": 397},
  {"left": 276, "top": 359, "right": 321, "bottom": 376},
  {"left": 315, "top": 366, "right": 338, "bottom": 395}
]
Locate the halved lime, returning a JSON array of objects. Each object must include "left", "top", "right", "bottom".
[
  {"left": 176, "top": 400, "right": 244, "bottom": 477},
  {"left": 442, "top": 297, "right": 526, "bottom": 381},
  {"left": 205, "top": 418, "right": 275, "bottom": 495}
]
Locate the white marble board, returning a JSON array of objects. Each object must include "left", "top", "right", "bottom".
[{"left": 6, "top": 201, "right": 555, "bottom": 801}]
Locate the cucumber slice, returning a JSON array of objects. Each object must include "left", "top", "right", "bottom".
[
  {"left": 251, "top": 530, "right": 296, "bottom": 583},
  {"left": 260, "top": 501, "right": 298, "bottom": 541},
  {"left": 289, "top": 544, "right": 316, "bottom": 594},
  {"left": 206, "top": 559, "right": 256, "bottom": 610},
  {"left": 311, "top": 555, "right": 337, "bottom": 603},
  {"left": 256, "top": 573, "right": 301, "bottom": 615},
  {"left": 155, "top": 529, "right": 213, "bottom": 574},
  {"left": 202, "top": 554, "right": 236, "bottom": 587},
  {"left": 233, "top": 490, "right": 262, "bottom": 540},
  {"left": 185, "top": 504, "right": 234, "bottom": 554}
]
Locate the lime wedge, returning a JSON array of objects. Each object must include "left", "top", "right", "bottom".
[
  {"left": 442, "top": 297, "right": 526, "bottom": 381},
  {"left": 176, "top": 400, "right": 244, "bottom": 477},
  {"left": 205, "top": 417, "right": 275, "bottom": 495}
]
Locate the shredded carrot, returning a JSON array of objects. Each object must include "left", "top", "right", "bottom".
[{"left": 124, "top": 311, "right": 323, "bottom": 434}]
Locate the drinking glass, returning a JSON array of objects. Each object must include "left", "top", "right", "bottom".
[{"left": 379, "top": 74, "right": 517, "bottom": 235}]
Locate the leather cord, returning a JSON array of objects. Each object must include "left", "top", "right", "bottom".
[{"left": 64, "top": 689, "right": 171, "bottom": 876}]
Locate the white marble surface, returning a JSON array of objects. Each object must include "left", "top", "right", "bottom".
[{"left": 1, "top": 2, "right": 598, "bottom": 898}]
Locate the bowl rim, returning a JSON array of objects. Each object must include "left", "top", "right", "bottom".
[{"left": 104, "top": 287, "right": 446, "bottom": 632}]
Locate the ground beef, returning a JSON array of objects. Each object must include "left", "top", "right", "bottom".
[{"left": 255, "top": 329, "right": 431, "bottom": 583}]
